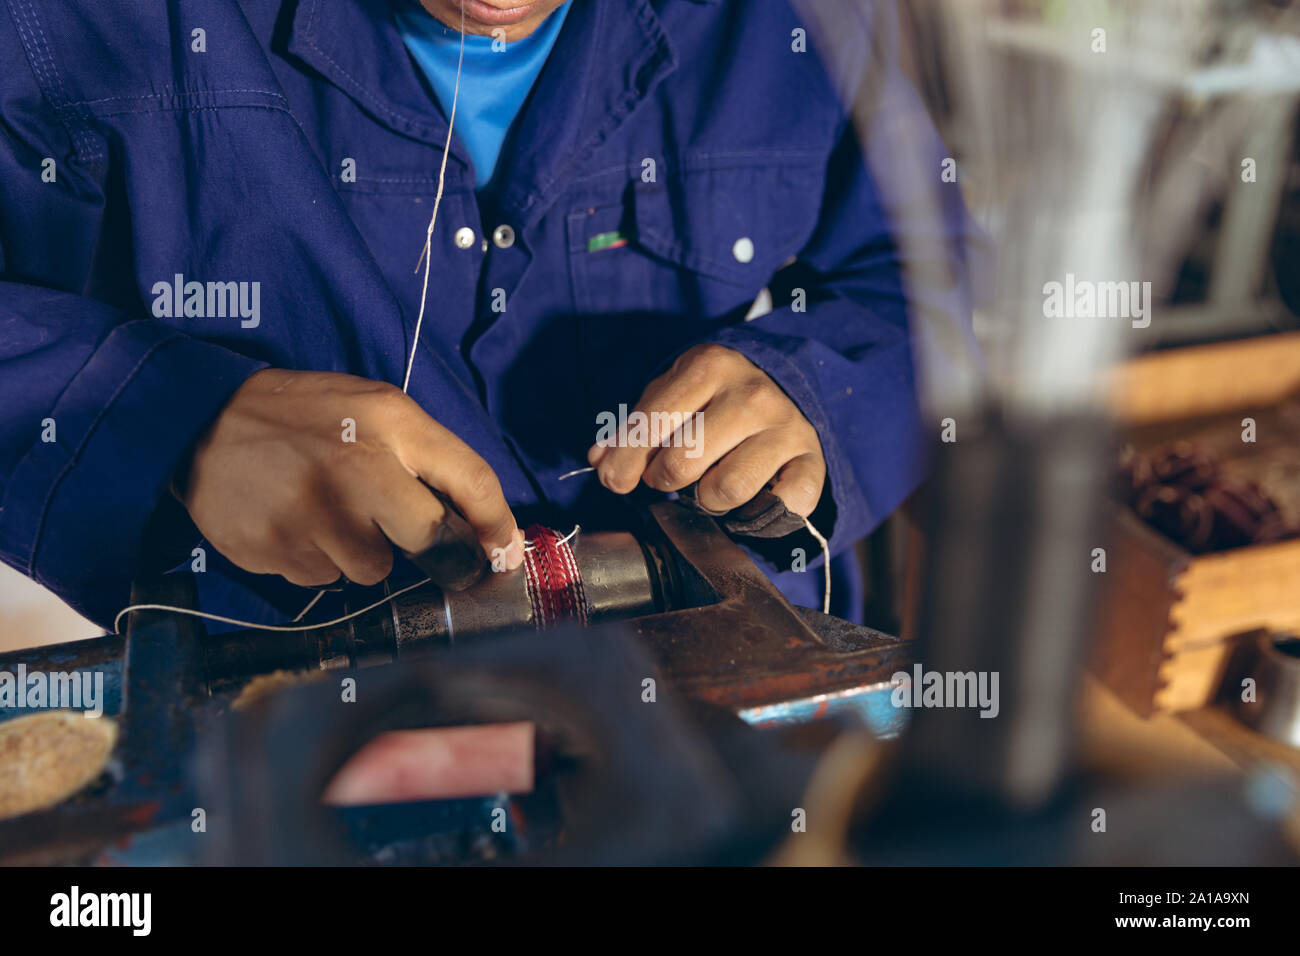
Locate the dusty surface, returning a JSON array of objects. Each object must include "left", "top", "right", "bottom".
[{"left": 0, "top": 711, "right": 118, "bottom": 819}]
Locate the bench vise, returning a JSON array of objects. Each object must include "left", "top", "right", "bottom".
[{"left": 0, "top": 502, "right": 909, "bottom": 864}]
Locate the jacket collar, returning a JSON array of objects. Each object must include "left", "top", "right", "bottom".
[
  {"left": 490, "top": 0, "right": 676, "bottom": 226},
  {"left": 286, "top": 0, "right": 466, "bottom": 155},
  {"left": 286, "top": 0, "right": 683, "bottom": 225}
]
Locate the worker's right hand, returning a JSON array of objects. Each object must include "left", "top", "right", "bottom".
[{"left": 178, "top": 369, "right": 525, "bottom": 588}]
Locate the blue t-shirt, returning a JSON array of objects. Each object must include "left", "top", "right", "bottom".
[{"left": 394, "top": 1, "right": 572, "bottom": 190}]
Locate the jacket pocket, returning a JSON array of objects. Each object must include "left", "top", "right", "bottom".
[
  {"left": 567, "top": 152, "right": 824, "bottom": 319},
  {"left": 565, "top": 153, "right": 824, "bottom": 409}
]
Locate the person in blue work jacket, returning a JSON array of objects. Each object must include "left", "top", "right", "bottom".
[{"left": 0, "top": 0, "right": 980, "bottom": 631}]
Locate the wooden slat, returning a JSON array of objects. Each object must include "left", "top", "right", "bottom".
[
  {"left": 1097, "top": 335, "right": 1300, "bottom": 714},
  {"left": 1166, "top": 540, "right": 1300, "bottom": 650},
  {"left": 1109, "top": 331, "right": 1300, "bottom": 425},
  {"left": 1155, "top": 540, "right": 1300, "bottom": 712},
  {"left": 1090, "top": 508, "right": 1186, "bottom": 716},
  {"left": 1156, "top": 641, "right": 1245, "bottom": 714}
]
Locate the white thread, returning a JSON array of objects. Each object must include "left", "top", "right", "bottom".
[
  {"left": 521, "top": 524, "right": 580, "bottom": 552},
  {"left": 802, "top": 515, "right": 831, "bottom": 615},
  {"left": 112, "top": 576, "right": 434, "bottom": 637},
  {"left": 557, "top": 466, "right": 596, "bottom": 481},
  {"left": 403, "top": 0, "right": 466, "bottom": 394},
  {"left": 112, "top": 525, "right": 582, "bottom": 635},
  {"left": 291, "top": 588, "right": 327, "bottom": 622}
]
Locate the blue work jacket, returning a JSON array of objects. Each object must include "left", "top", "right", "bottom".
[{"left": 0, "top": 0, "right": 979, "bottom": 629}]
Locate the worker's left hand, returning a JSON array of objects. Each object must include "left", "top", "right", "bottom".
[{"left": 588, "top": 344, "right": 826, "bottom": 516}]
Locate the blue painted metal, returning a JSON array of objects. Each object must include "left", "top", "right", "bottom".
[
  {"left": 738, "top": 681, "right": 908, "bottom": 738},
  {"left": 0, "top": 658, "right": 123, "bottom": 724}
]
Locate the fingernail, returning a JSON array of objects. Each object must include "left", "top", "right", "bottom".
[{"left": 505, "top": 529, "right": 525, "bottom": 571}]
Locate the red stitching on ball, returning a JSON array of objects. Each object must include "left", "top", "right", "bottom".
[{"left": 522, "top": 525, "right": 588, "bottom": 629}]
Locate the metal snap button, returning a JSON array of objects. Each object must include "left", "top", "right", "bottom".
[
  {"left": 493, "top": 224, "right": 516, "bottom": 249},
  {"left": 732, "top": 236, "right": 755, "bottom": 263},
  {"left": 454, "top": 227, "right": 475, "bottom": 250}
]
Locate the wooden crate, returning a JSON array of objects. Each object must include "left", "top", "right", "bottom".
[{"left": 1093, "top": 332, "right": 1300, "bottom": 716}]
